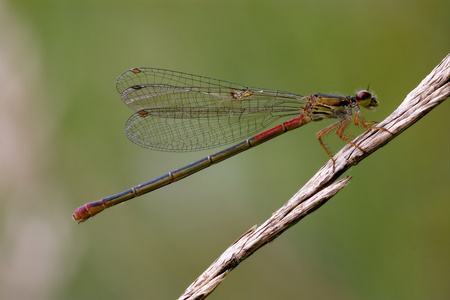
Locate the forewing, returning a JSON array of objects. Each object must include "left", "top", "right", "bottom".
[{"left": 117, "top": 68, "right": 306, "bottom": 151}]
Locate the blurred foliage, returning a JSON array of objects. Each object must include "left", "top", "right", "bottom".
[{"left": 0, "top": 0, "right": 448, "bottom": 299}]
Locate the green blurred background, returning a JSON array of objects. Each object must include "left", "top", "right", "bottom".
[{"left": 0, "top": 0, "right": 448, "bottom": 299}]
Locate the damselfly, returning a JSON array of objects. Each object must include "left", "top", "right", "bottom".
[{"left": 73, "top": 68, "right": 384, "bottom": 223}]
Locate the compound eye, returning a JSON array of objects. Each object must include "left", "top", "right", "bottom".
[{"left": 356, "top": 90, "right": 372, "bottom": 101}]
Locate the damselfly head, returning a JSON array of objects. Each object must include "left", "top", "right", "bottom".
[{"left": 355, "top": 90, "right": 378, "bottom": 110}]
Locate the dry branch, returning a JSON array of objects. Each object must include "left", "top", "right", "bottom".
[{"left": 178, "top": 54, "right": 450, "bottom": 300}]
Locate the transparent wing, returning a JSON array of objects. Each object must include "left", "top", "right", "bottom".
[{"left": 117, "top": 68, "right": 307, "bottom": 151}]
